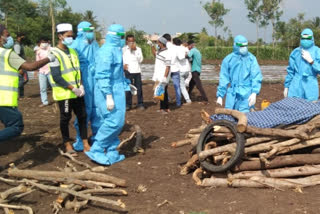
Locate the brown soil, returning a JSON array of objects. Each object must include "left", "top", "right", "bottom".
[{"left": 0, "top": 80, "right": 319, "bottom": 214}]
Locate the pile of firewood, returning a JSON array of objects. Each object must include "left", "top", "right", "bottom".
[
  {"left": 0, "top": 149, "right": 127, "bottom": 214},
  {"left": 173, "top": 108, "right": 320, "bottom": 191}
]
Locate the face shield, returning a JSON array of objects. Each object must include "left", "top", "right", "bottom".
[
  {"left": 79, "top": 26, "right": 95, "bottom": 43},
  {"left": 300, "top": 34, "right": 314, "bottom": 49},
  {"left": 107, "top": 31, "right": 126, "bottom": 47},
  {"left": 235, "top": 42, "right": 248, "bottom": 56}
]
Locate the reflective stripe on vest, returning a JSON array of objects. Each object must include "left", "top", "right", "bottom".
[
  {"left": 0, "top": 48, "right": 19, "bottom": 107},
  {"left": 49, "top": 47, "right": 81, "bottom": 101}
]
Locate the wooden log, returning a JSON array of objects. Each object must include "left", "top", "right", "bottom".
[
  {"left": 201, "top": 109, "right": 212, "bottom": 124},
  {"left": 199, "top": 139, "right": 279, "bottom": 161},
  {"left": 185, "top": 133, "right": 200, "bottom": 139},
  {"left": 188, "top": 124, "right": 207, "bottom": 134},
  {"left": 180, "top": 154, "right": 199, "bottom": 175},
  {"left": 0, "top": 204, "right": 33, "bottom": 214},
  {"left": 246, "top": 126, "right": 309, "bottom": 140},
  {"left": 276, "top": 137, "right": 320, "bottom": 155},
  {"left": 192, "top": 168, "right": 203, "bottom": 186},
  {"left": 80, "top": 189, "right": 128, "bottom": 196},
  {"left": 23, "top": 179, "right": 126, "bottom": 209},
  {"left": 65, "top": 199, "right": 88, "bottom": 213},
  {"left": 215, "top": 108, "right": 247, "bottom": 133},
  {"left": 58, "top": 149, "right": 92, "bottom": 169},
  {"left": 246, "top": 139, "right": 297, "bottom": 155},
  {"left": 246, "top": 137, "right": 274, "bottom": 146},
  {"left": 171, "top": 138, "right": 197, "bottom": 148},
  {"left": 231, "top": 164, "right": 320, "bottom": 179},
  {"left": 8, "top": 168, "right": 126, "bottom": 187},
  {"left": 0, "top": 184, "right": 28, "bottom": 200},
  {"left": 201, "top": 177, "right": 264, "bottom": 188},
  {"left": 233, "top": 153, "right": 320, "bottom": 172}
]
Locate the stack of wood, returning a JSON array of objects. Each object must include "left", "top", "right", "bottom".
[
  {"left": 0, "top": 149, "right": 127, "bottom": 214},
  {"left": 173, "top": 108, "right": 320, "bottom": 190}
]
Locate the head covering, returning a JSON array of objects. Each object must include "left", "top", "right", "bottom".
[
  {"left": 300, "top": 28, "right": 314, "bottom": 49},
  {"left": 158, "top": 37, "right": 167, "bottom": 45},
  {"left": 105, "top": 24, "right": 125, "bottom": 47},
  {"left": 0, "top": 24, "right": 6, "bottom": 35},
  {"left": 57, "top": 23, "right": 73, "bottom": 33},
  {"left": 77, "top": 21, "right": 92, "bottom": 36},
  {"left": 233, "top": 35, "right": 248, "bottom": 54}
]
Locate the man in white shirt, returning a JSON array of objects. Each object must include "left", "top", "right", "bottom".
[
  {"left": 173, "top": 38, "right": 192, "bottom": 104},
  {"left": 152, "top": 37, "right": 171, "bottom": 113},
  {"left": 123, "top": 35, "right": 144, "bottom": 110},
  {"left": 163, "top": 33, "right": 181, "bottom": 107}
]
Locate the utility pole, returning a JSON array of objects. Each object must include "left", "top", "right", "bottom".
[{"left": 49, "top": 0, "right": 55, "bottom": 46}]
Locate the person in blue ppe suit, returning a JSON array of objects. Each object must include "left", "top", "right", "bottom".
[
  {"left": 216, "top": 35, "right": 263, "bottom": 112},
  {"left": 85, "top": 24, "right": 136, "bottom": 165},
  {"left": 70, "top": 21, "right": 100, "bottom": 152},
  {"left": 284, "top": 28, "right": 320, "bottom": 101}
]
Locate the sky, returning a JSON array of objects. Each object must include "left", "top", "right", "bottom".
[{"left": 67, "top": 0, "right": 320, "bottom": 43}]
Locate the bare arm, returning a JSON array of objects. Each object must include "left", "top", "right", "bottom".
[
  {"left": 19, "top": 58, "right": 50, "bottom": 71},
  {"left": 151, "top": 46, "right": 156, "bottom": 57}
]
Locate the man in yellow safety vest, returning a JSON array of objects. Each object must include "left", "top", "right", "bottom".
[
  {"left": 49, "top": 23, "right": 90, "bottom": 155},
  {"left": 0, "top": 24, "right": 56, "bottom": 142}
]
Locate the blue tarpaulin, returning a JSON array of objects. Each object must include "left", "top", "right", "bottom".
[{"left": 210, "top": 98, "right": 320, "bottom": 128}]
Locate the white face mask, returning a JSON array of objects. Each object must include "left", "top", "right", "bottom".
[{"left": 40, "top": 43, "right": 49, "bottom": 49}]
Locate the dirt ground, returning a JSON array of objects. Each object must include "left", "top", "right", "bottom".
[{"left": 1, "top": 79, "right": 320, "bottom": 214}]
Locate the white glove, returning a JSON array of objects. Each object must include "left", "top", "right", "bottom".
[
  {"left": 79, "top": 85, "right": 85, "bottom": 97},
  {"left": 216, "top": 97, "right": 223, "bottom": 106},
  {"left": 47, "top": 53, "right": 56, "bottom": 62},
  {"left": 302, "top": 50, "right": 314, "bottom": 64},
  {"left": 283, "top": 88, "right": 289, "bottom": 98},
  {"left": 106, "top": 94, "right": 115, "bottom": 111},
  {"left": 147, "top": 40, "right": 153, "bottom": 46},
  {"left": 129, "top": 84, "right": 137, "bottom": 96},
  {"left": 160, "top": 76, "right": 168, "bottom": 84},
  {"left": 72, "top": 87, "right": 82, "bottom": 97},
  {"left": 248, "top": 93, "right": 257, "bottom": 107}
]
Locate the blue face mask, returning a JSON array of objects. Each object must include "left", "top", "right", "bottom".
[
  {"left": 3, "top": 36, "right": 14, "bottom": 49},
  {"left": 301, "top": 39, "right": 313, "bottom": 49},
  {"left": 120, "top": 39, "right": 125, "bottom": 47},
  {"left": 239, "top": 46, "right": 248, "bottom": 56},
  {"left": 85, "top": 32, "right": 95, "bottom": 42},
  {"left": 62, "top": 37, "right": 73, "bottom": 46}
]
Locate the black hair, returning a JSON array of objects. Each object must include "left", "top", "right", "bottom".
[
  {"left": 39, "top": 37, "right": 49, "bottom": 42},
  {"left": 126, "top": 34, "right": 134, "bottom": 41},
  {"left": 163, "top": 33, "right": 171, "bottom": 41},
  {"left": 17, "top": 32, "right": 25, "bottom": 38},
  {"left": 173, "top": 38, "right": 182, "bottom": 46},
  {"left": 187, "top": 40, "right": 195, "bottom": 45}
]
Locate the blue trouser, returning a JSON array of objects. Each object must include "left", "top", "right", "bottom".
[
  {"left": 171, "top": 72, "right": 181, "bottom": 106},
  {"left": 38, "top": 73, "right": 51, "bottom": 105},
  {"left": 85, "top": 82, "right": 126, "bottom": 165},
  {"left": 225, "top": 92, "right": 251, "bottom": 113},
  {"left": 0, "top": 107, "right": 24, "bottom": 141}
]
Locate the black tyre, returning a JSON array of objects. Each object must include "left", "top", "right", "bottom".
[{"left": 196, "top": 120, "right": 245, "bottom": 173}]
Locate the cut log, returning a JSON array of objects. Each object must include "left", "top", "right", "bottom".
[
  {"left": 246, "top": 126, "right": 309, "bottom": 140},
  {"left": 58, "top": 149, "right": 92, "bottom": 169},
  {"left": 65, "top": 199, "right": 88, "bottom": 213},
  {"left": 192, "top": 168, "right": 203, "bottom": 186},
  {"left": 201, "top": 109, "right": 212, "bottom": 124},
  {"left": 0, "top": 204, "right": 33, "bottom": 214},
  {"left": 0, "top": 184, "right": 28, "bottom": 200},
  {"left": 215, "top": 108, "right": 247, "bottom": 133},
  {"left": 180, "top": 154, "right": 199, "bottom": 175},
  {"left": 201, "top": 177, "right": 264, "bottom": 188},
  {"left": 246, "top": 137, "right": 274, "bottom": 146},
  {"left": 188, "top": 124, "right": 206, "bottom": 134},
  {"left": 171, "top": 138, "right": 197, "bottom": 148},
  {"left": 276, "top": 137, "right": 320, "bottom": 155},
  {"left": 80, "top": 189, "right": 128, "bottom": 196},
  {"left": 8, "top": 168, "right": 126, "bottom": 187},
  {"left": 231, "top": 164, "right": 320, "bottom": 179},
  {"left": 23, "top": 179, "right": 126, "bottom": 209},
  {"left": 233, "top": 153, "right": 320, "bottom": 172}
]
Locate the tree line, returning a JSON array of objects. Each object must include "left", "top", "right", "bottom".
[{"left": 0, "top": 0, "right": 101, "bottom": 46}]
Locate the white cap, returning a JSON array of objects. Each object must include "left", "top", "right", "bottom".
[{"left": 56, "top": 23, "right": 73, "bottom": 33}]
